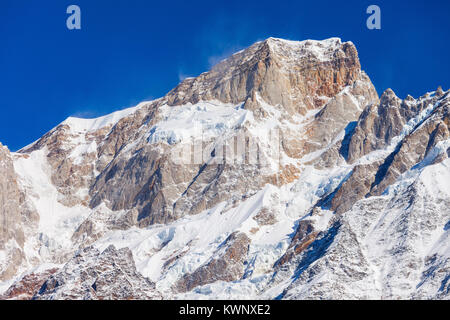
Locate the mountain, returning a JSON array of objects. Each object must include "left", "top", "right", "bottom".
[{"left": 0, "top": 37, "right": 448, "bottom": 300}]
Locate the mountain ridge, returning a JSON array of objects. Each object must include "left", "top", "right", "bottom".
[{"left": 0, "top": 37, "right": 448, "bottom": 300}]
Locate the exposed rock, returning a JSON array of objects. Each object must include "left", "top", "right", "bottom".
[
  {"left": 1, "top": 37, "right": 448, "bottom": 300},
  {"left": 324, "top": 90, "right": 450, "bottom": 215},
  {"left": 275, "top": 219, "right": 318, "bottom": 268},
  {"left": 166, "top": 38, "right": 362, "bottom": 115},
  {"left": 347, "top": 89, "right": 443, "bottom": 163},
  {"left": 175, "top": 232, "right": 250, "bottom": 292},
  {"left": 281, "top": 157, "right": 450, "bottom": 300},
  {"left": 303, "top": 72, "right": 378, "bottom": 155},
  {"left": 10, "top": 38, "right": 377, "bottom": 235},
  {"left": 253, "top": 207, "right": 277, "bottom": 226},
  {"left": 34, "top": 245, "right": 162, "bottom": 300},
  {"left": 0, "top": 143, "right": 38, "bottom": 281},
  {"left": 330, "top": 161, "right": 381, "bottom": 214},
  {"left": 85, "top": 38, "right": 377, "bottom": 228},
  {"left": 0, "top": 268, "right": 58, "bottom": 300},
  {"left": 369, "top": 97, "right": 449, "bottom": 196}
]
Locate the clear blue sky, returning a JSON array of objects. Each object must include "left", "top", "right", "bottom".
[{"left": 1, "top": 0, "right": 449, "bottom": 151}]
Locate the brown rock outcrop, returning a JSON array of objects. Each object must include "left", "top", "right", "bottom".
[
  {"left": 166, "top": 38, "right": 362, "bottom": 116},
  {"left": 347, "top": 89, "right": 444, "bottom": 163},
  {"left": 369, "top": 96, "right": 449, "bottom": 196},
  {"left": 322, "top": 90, "right": 450, "bottom": 216},
  {"left": 330, "top": 161, "right": 381, "bottom": 214},
  {"left": 175, "top": 232, "right": 250, "bottom": 292},
  {"left": 85, "top": 38, "right": 377, "bottom": 228},
  {"left": 34, "top": 245, "right": 162, "bottom": 300},
  {"left": 0, "top": 268, "right": 58, "bottom": 300}
]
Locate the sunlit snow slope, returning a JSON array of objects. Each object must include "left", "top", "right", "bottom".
[{"left": 0, "top": 37, "right": 448, "bottom": 300}]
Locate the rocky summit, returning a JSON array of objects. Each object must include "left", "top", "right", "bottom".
[{"left": 0, "top": 37, "right": 448, "bottom": 300}]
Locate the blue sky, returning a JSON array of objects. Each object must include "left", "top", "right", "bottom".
[{"left": 1, "top": 0, "right": 449, "bottom": 151}]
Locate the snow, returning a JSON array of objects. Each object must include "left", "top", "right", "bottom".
[
  {"left": 2, "top": 58, "right": 448, "bottom": 300},
  {"left": 13, "top": 148, "right": 93, "bottom": 263},
  {"left": 69, "top": 140, "right": 98, "bottom": 165},
  {"left": 4, "top": 88, "right": 371, "bottom": 298},
  {"left": 147, "top": 101, "right": 249, "bottom": 145},
  {"left": 92, "top": 186, "right": 284, "bottom": 294},
  {"left": 19, "top": 100, "right": 150, "bottom": 154},
  {"left": 266, "top": 37, "right": 345, "bottom": 63},
  {"left": 62, "top": 102, "right": 146, "bottom": 134},
  {"left": 283, "top": 154, "right": 449, "bottom": 300},
  {"left": 0, "top": 261, "right": 62, "bottom": 296},
  {"left": 84, "top": 180, "right": 303, "bottom": 296},
  {"left": 356, "top": 99, "right": 439, "bottom": 167},
  {"left": 85, "top": 141, "right": 360, "bottom": 299}
]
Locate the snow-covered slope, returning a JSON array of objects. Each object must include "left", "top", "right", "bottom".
[{"left": 0, "top": 37, "right": 448, "bottom": 300}]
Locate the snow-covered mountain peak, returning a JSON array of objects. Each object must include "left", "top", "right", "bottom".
[
  {"left": 263, "top": 36, "right": 349, "bottom": 62},
  {"left": 165, "top": 36, "right": 365, "bottom": 119},
  {"left": 61, "top": 103, "right": 146, "bottom": 134},
  {"left": 0, "top": 37, "right": 448, "bottom": 300}
]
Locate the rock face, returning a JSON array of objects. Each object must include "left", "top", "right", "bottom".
[
  {"left": 368, "top": 94, "right": 449, "bottom": 197},
  {"left": 85, "top": 38, "right": 377, "bottom": 228},
  {"left": 279, "top": 155, "right": 450, "bottom": 300},
  {"left": 175, "top": 232, "right": 250, "bottom": 292},
  {"left": 166, "top": 38, "right": 361, "bottom": 115},
  {"left": 347, "top": 88, "right": 447, "bottom": 164},
  {"left": 328, "top": 90, "right": 450, "bottom": 214},
  {"left": 0, "top": 37, "right": 449, "bottom": 300},
  {"left": 33, "top": 245, "right": 161, "bottom": 300},
  {"left": 13, "top": 37, "right": 377, "bottom": 233},
  {"left": 0, "top": 268, "right": 58, "bottom": 300},
  {"left": 0, "top": 143, "right": 38, "bottom": 281}
]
